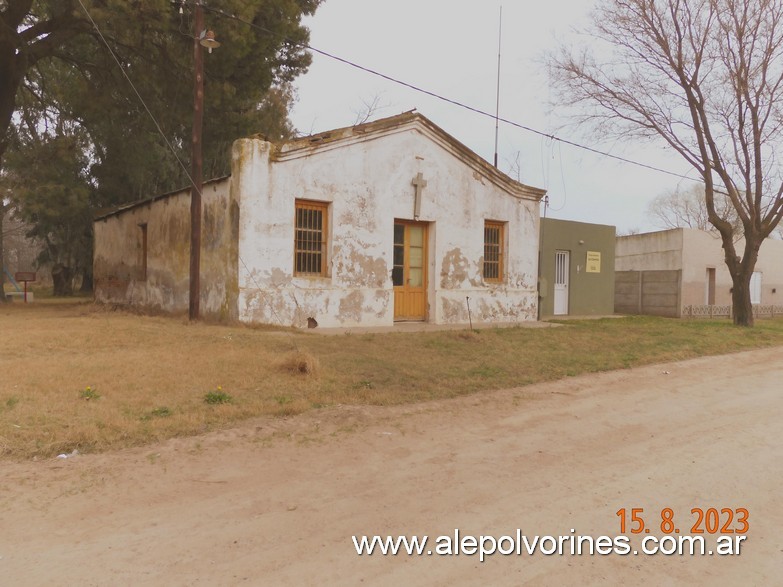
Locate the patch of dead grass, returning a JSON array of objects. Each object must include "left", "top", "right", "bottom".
[
  {"left": 452, "top": 329, "right": 482, "bottom": 342},
  {"left": 278, "top": 351, "right": 321, "bottom": 376}
]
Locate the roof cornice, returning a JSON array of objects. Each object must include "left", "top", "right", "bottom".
[
  {"left": 93, "top": 176, "right": 230, "bottom": 222},
  {"left": 273, "top": 112, "right": 546, "bottom": 202}
]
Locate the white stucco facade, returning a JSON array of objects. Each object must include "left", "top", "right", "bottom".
[
  {"left": 94, "top": 112, "right": 546, "bottom": 327},
  {"left": 233, "top": 113, "right": 545, "bottom": 328}
]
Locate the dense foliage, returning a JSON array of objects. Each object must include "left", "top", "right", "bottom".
[{"left": 0, "top": 0, "right": 321, "bottom": 293}]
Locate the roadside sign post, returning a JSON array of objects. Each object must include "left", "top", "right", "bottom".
[{"left": 14, "top": 272, "right": 36, "bottom": 303}]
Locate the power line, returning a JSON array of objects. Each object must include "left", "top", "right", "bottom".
[
  {"left": 76, "top": 0, "right": 300, "bottom": 337},
  {"left": 75, "top": 0, "right": 201, "bottom": 200},
  {"left": 79, "top": 0, "right": 707, "bottom": 195},
  {"left": 199, "top": 3, "right": 701, "bottom": 185}
]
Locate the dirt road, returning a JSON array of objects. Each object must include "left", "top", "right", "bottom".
[{"left": 1, "top": 347, "right": 781, "bottom": 585}]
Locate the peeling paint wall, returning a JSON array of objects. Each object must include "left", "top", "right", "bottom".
[
  {"left": 422, "top": 144, "right": 540, "bottom": 325},
  {"left": 93, "top": 178, "right": 237, "bottom": 319},
  {"left": 234, "top": 137, "right": 394, "bottom": 328},
  {"left": 236, "top": 123, "right": 541, "bottom": 328},
  {"left": 93, "top": 116, "right": 543, "bottom": 328}
]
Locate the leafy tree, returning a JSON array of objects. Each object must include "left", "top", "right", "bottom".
[
  {"left": 3, "top": 132, "right": 93, "bottom": 295},
  {"left": 1, "top": 0, "right": 321, "bottom": 294},
  {"left": 1, "top": 0, "right": 319, "bottom": 172},
  {"left": 550, "top": 0, "right": 783, "bottom": 326}
]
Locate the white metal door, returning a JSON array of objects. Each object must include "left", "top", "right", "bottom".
[
  {"left": 750, "top": 271, "right": 762, "bottom": 304},
  {"left": 554, "top": 250, "right": 570, "bottom": 315},
  {"left": 705, "top": 268, "right": 716, "bottom": 305}
]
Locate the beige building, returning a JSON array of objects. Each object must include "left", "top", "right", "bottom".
[
  {"left": 615, "top": 228, "right": 783, "bottom": 317},
  {"left": 94, "top": 112, "right": 546, "bottom": 327}
]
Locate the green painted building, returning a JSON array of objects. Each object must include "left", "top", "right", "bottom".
[{"left": 538, "top": 218, "right": 616, "bottom": 318}]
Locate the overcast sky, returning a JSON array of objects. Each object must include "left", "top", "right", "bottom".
[{"left": 288, "top": 0, "right": 698, "bottom": 234}]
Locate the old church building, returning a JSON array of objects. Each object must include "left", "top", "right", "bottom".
[{"left": 94, "top": 112, "right": 546, "bottom": 328}]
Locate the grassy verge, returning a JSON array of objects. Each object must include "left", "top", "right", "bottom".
[{"left": 2, "top": 300, "right": 783, "bottom": 459}]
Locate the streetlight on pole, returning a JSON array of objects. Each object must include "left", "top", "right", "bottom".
[{"left": 188, "top": 0, "right": 219, "bottom": 320}]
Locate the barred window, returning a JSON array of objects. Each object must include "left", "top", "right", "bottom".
[
  {"left": 483, "top": 221, "right": 504, "bottom": 282},
  {"left": 294, "top": 200, "right": 328, "bottom": 276}
]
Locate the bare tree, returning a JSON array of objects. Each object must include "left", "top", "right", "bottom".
[
  {"left": 505, "top": 150, "right": 524, "bottom": 182},
  {"left": 550, "top": 0, "right": 783, "bottom": 326},
  {"left": 351, "top": 94, "right": 390, "bottom": 125},
  {"left": 647, "top": 185, "right": 741, "bottom": 235},
  {"left": 617, "top": 227, "right": 641, "bottom": 236}
]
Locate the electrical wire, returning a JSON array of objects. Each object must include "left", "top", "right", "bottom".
[
  {"left": 75, "top": 0, "right": 201, "bottom": 200},
  {"left": 76, "top": 0, "right": 300, "bottom": 338},
  {"left": 79, "top": 0, "right": 752, "bottom": 274},
  {"left": 82, "top": 0, "right": 722, "bottom": 213},
  {"left": 198, "top": 2, "right": 702, "bottom": 185}
]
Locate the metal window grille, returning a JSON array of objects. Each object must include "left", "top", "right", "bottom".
[
  {"left": 555, "top": 251, "right": 568, "bottom": 286},
  {"left": 483, "top": 222, "right": 503, "bottom": 281},
  {"left": 294, "top": 201, "right": 327, "bottom": 276}
]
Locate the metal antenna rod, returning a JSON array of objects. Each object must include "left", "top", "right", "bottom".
[{"left": 493, "top": 6, "right": 502, "bottom": 168}]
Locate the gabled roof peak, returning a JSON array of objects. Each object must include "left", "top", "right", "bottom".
[{"left": 272, "top": 111, "right": 546, "bottom": 202}]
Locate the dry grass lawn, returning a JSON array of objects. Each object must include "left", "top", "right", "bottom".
[{"left": 2, "top": 299, "right": 783, "bottom": 459}]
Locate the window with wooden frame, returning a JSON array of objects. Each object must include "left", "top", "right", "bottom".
[
  {"left": 294, "top": 200, "right": 328, "bottom": 276},
  {"left": 483, "top": 221, "right": 504, "bottom": 282}
]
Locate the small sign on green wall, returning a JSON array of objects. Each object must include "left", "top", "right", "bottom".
[{"left": 586, "top": 251, "right": 601, "bottom": 273}]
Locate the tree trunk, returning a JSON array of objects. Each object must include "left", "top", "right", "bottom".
[
  {"left": 730, "top": 271, "right": 754, "bottom": 327},
  {"left": 0, "top": 203, "right": 6, "bottom": 303},
  {"left": 51, "top": 263, "right": 74, "bottom": 296},
  {"left": 715, "top": 218, "right": 761, "bottom": 327},
  {"left": 79, "top": 270, "right": 93, "bottom": 294},
  {"left": 79, "top": 229, "right": 94, "bottom": 294}
]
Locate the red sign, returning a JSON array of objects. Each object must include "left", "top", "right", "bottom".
[{"left": 14, "top": 272, "right": 36, "bottom": 282}]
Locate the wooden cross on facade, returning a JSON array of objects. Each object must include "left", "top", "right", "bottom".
[{"left": 412, "top": 172, "right": 427, "bottom": 220}]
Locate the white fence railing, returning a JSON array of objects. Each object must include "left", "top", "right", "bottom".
[{"left": 683, "top": 304, "right": 783, "bottom": 319}]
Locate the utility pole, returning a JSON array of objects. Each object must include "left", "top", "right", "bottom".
[{"left": 189, "top": 1, "right": 205, "bottom": 320}]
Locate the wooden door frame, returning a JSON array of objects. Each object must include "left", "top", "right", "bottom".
[{"left": 393, "top": 219, "right": 429, "bottom": 321}]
